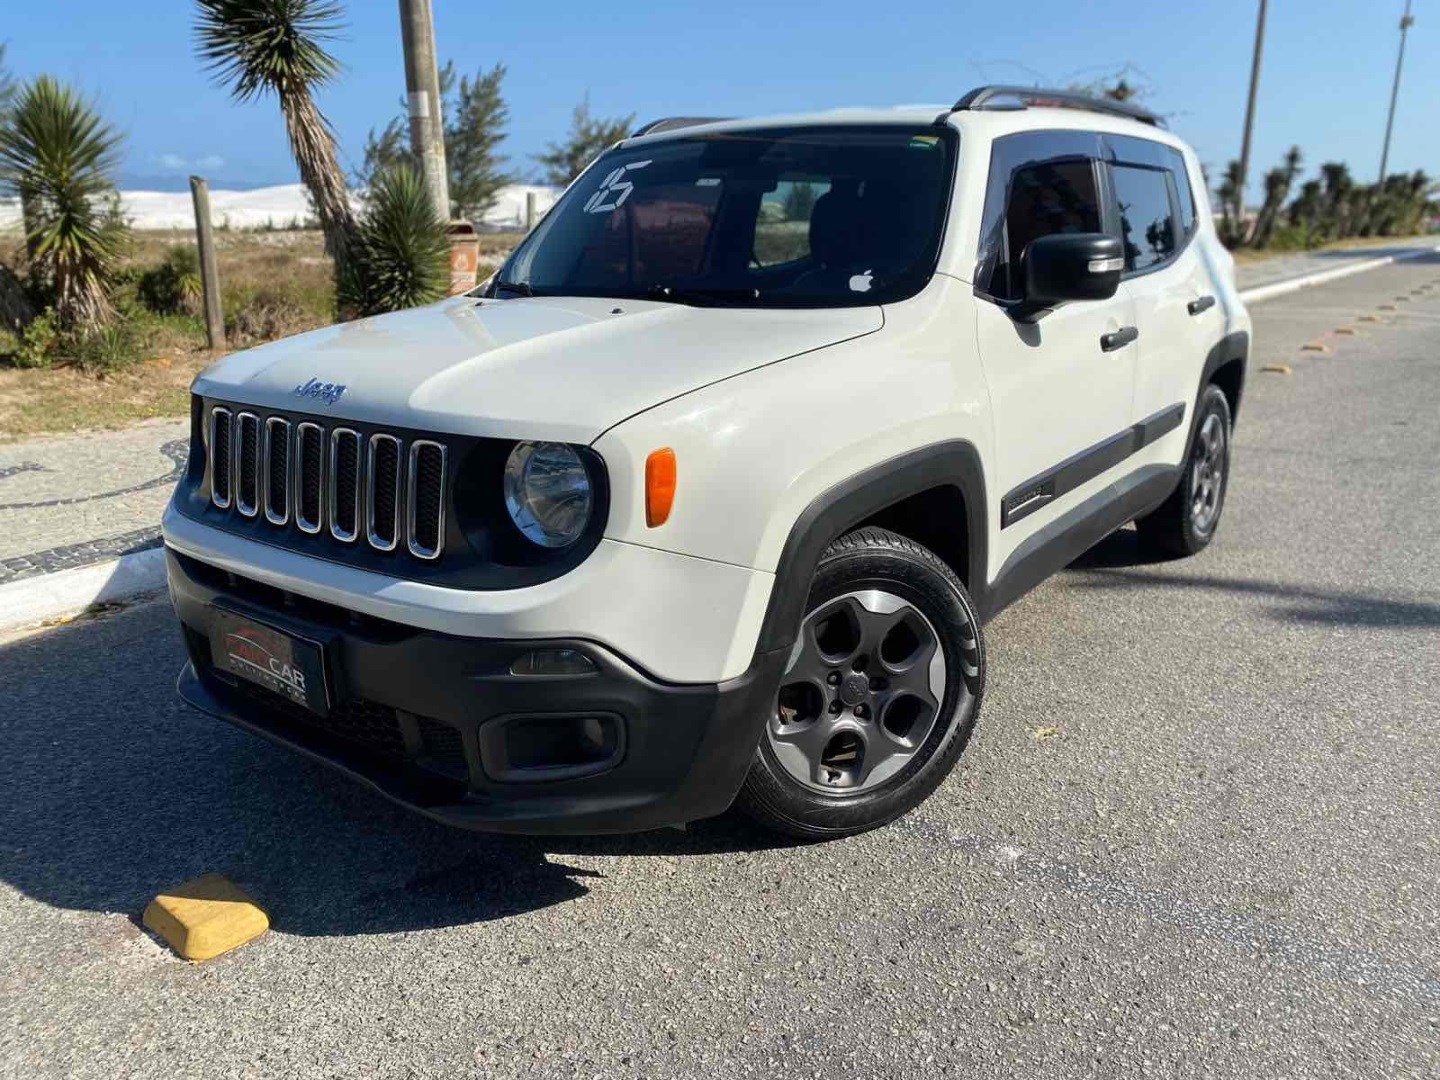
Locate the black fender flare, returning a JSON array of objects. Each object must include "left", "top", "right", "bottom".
[
  {"left": 1194, "top": 329, "right": 1249, "bottom": 434},
  {"left": 752, "top": 440, "right": 990, "bottom": 655}
]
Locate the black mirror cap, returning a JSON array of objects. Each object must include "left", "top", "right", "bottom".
[{"left": 1017, "top": 233, "right": 1123, "bottom": 320}]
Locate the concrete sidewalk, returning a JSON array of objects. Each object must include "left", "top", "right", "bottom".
[
  {"left": 0, "top": 419, "right": 186, "bottom": 584},
  {"left": 1231, "top": 236, "right": 1438, "bottom": 291},
  {"left": 0, "top": 236, "right": 1435, "bottom": 625}
]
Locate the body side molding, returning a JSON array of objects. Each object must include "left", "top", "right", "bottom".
[
  {"left": 1001, "top": 402, "right": 1185, "bottom": 528},
  {"left": 987, "top": 463, "right": 1179, "bottom": 620}
]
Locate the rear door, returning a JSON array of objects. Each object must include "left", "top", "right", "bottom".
[
  {"left": 1106, "top": 136, "right": 1218, "bottom": 455},
  {"left": 973, "top": 130, "right": 1138, "bottom": 565}
]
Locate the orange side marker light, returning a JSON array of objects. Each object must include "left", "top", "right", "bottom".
[{"left": 646, "top": 449, "right": 677, "bottom": 527}]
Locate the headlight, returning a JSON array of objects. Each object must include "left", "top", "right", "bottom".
[{"left": 503, "top": 441, "right": 593, "bottom": 548}]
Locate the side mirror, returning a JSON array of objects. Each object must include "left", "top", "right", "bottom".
[{"left": 1014, "top": 233, "right": 1123, "bottom": 321}]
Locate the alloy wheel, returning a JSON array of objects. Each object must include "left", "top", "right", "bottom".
[
  {"left": 1190, "top": 411, "right": 1226, "bottom": 534},
  {"left": 767, "top": 589, "right": 947, "bottom": 794}
]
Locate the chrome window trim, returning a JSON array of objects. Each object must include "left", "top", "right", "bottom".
[
  {"left": 234, "top": 411, "right": 261, "bottom": 518},
  {"left": 365, "top": 433, "right": 403, "bottom": 552},
  {"left": 263, "top": 417, "right": 291, "bottom": 525},
  {"left": 293, "top": 422, "right": 325, "bottom": 534},
  {"left": 208, "top": 406, "right": 232, "bottom": 509},
  {"left": 328, "top": 427, "right": 362, "bottom": 543},
  {"left": 406, "top": 440, "right": 447, "bottom": 560}
]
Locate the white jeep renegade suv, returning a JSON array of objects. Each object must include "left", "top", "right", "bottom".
[{"left": 164, "top": 87, "right": 1250, "bottom": 839}]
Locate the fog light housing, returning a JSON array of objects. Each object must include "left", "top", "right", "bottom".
[
  {"left": 509, "top": 649, "right": 596, "bottom": 677},
  {"left": 478, "top": 712, "right": 625, "bottom": 781}
]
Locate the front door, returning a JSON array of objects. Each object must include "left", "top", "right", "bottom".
[{"left": 972, "top": 131, "right": 1138, "bottom": 570}]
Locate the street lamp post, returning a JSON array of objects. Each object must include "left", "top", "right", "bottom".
[{"left": 1378, "top": 0, "right": 1416, "bottom": 183}]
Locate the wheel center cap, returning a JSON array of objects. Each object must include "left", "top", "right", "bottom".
[{"left": 839, "top": 673, "right": 869, "bottom": 707}]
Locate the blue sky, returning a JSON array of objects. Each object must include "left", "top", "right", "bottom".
[{"left": 4, "top": 0, "right": 1434, "bottom": 199}]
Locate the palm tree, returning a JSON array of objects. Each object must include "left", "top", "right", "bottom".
[
  {"left": 1250, "top": 146, "right": 1302, "bottom": 249},
  {"left": 1215, "top": 160, "right": 1245, "bottom": 248},
  {"left": 194, "top": 0, "right": 356, "bottom": 273},
  {"left": 0, "top": 76, "right": 125, "bottom": 331}
]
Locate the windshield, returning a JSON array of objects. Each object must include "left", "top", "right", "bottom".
[{"left": 495, "top": 125, "right": 956, "bottom": 308}]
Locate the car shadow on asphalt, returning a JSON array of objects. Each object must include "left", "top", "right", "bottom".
[
  {"left": 1068, "top": 549, "right": 1440, "bottom": 629},
  {"left": 0, "top": 602, "right": 788, "bottom": 939},
  {"left": 1067, "top": 526, "right": 1178, "bottom": 570}
]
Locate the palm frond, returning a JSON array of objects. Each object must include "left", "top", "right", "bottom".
[
  {"left": 194, "top": 0, "right": 344, "bottom": 102},
  {"left": 341, "top": 164, "right": 450, "bottom": 316}
]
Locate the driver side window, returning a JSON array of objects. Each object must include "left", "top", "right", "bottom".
[
  {"left": 977, "top": 131, "right": 1105, "bottom": 302},
  {"left": 995, "top": 159, "right": 1102, "bottom": 300}
]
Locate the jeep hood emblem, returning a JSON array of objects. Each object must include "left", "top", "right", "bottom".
[{"left": 293, "top": 377, "right": 347, "bottom": 406}]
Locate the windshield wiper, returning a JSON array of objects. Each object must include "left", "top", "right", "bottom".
[
  {"left": 646, "top": 284, "right": 761, "bottom": 307},
  {"left": 492, "top": 277, "right": 535, "bottom": 297}
]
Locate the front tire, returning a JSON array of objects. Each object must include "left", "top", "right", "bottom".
[
  {"left": 1136, "top": 383, "right": 1233, "bottom": 557},
  {"left": 736, "top": 527, "right": 985, "bottom": 840}
]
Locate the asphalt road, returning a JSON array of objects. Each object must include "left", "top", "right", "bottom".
[{"left": 3, "top": 257, "right": 1439, "bottom": 1079}]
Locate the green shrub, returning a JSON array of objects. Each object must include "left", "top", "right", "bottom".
[
  {"left": 137, "top": 246, "right": 203, "bottom": 315},
  {"left": 340, "top": 165, "right": 450, "bottom": 317},
  {"left": 1263, "top": 224, "right": 1319, "bottom": 252},
  {"left": 224, "top": 285, "right": 318, "bottom": 346},
  {"left": 65, "top": 316, "right": 151, "bottom": 375},
  {"left": 12, "top": 309, "right": 59, "bottom": 369}
]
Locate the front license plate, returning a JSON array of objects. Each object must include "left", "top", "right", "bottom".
[{"left": 208, "top": 608, "right": 329, "bottom": 715}]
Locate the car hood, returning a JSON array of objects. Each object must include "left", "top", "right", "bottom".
[{"left": 193, "top": 295, "right": 883, "bottom": 444}]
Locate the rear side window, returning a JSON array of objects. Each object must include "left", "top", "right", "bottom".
[
  {"left": 1111, "top": 164, "right": 1176, "bottom": 272},
  {"left": 1168, "top": 150, "right": 1198, "bottom": 239}
]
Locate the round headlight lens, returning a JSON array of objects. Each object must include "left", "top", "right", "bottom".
[{"left": 503, "top": 441, "right": 593, "bottom": 548}]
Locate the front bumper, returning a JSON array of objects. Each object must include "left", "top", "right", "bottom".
[{"left": 167, "top": 549, "right": 787, "bottom": 834}]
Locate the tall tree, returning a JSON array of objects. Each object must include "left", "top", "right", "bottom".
[
  {"left": 534, "top": 97, "right": 634, "bottom": 187},
  {"left": 1318, "top": 162, "right": 1354, "bottom": 240},
  {"left": 0, "top": 76, "right": 125, "bottom": 331},
  {"left": 446, "top": 63, "right": 509, "bottom": 220},
  {"left": 194, "top": 0, "right": 356, "bottom": 275},
  {"left": 1250, "top": 145, "right": 1302, "bottom": 248},
  {"left": 361, "top": 61, "right": 511, "bottom": 222},
  {"left": 1214, "top": 160, "right": 1245, "bottom": 248}
]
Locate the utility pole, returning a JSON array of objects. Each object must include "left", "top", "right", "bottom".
[
  {"left": 1378, "top": 0, "right": 1416, "bottom": 183},
  {"left": 398, "top": 0, "right": 450, "bottom": 222},
  {"left": 1235, "top": 0, "right": 1269, "bottom": 226}
]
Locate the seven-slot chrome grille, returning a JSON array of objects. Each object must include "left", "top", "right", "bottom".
[{"left": 206, "top": 405, "right": 448, "bottom": 560}]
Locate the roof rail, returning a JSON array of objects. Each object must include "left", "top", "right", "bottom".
[
  {"left": 948, "top": 85, "right": 1162, "bottom": 127},
  {"left": 631, "top": 116, "right": 731, "bottom": 138}
]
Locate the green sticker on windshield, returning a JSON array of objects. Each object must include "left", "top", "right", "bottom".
[{"left": 908, "top": 135, "right": 940, "bottom": 150}]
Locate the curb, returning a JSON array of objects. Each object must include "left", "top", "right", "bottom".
[
  {"left": 1238, "top": 243, "right": 1440, "bottom": 304},
  {"left": 0, "top": 546, "right": 167, "bottom": 634},
  {"left": 0, "top": 242, "right": 1435, "bottom": 635}
]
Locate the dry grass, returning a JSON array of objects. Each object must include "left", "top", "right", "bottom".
[
  {"left": 0, "top": 354, "right": 205, "bottom": 442},
  {"left": 0, "top": 227, "right": 524, "bottom": 442}
]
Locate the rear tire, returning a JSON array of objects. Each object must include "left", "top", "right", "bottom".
[
  {"left": 736, "top": 527, "right": 985, "bottom": 841},
  {"left": 1136, "top": 384, "right": 1232, "bottom": 557}
]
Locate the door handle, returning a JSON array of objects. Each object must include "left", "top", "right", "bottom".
[
  {"left": 1187, "top": 295, "right": 1216, "bottom": 316},
  {"left": 1100, "top": 326, "right": 1139, "bottom": 352}
]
